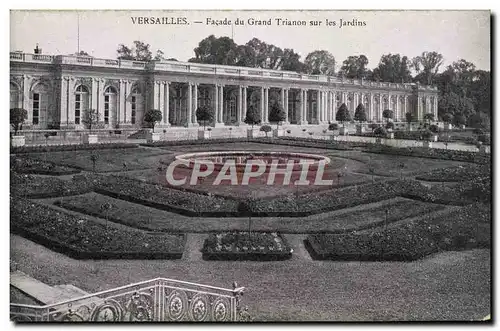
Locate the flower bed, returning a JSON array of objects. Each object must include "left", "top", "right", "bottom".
[
  {"left": 306, "top": 203, "right": 490, "bottom": 261},
  {"left": 10, "top": 172, "right": 94, "bottom": 199},
  {"left": 11, "top": 142, "right": 138, "bottom": 154},
  {"left": 202, "top": 232, "right": 292, "bottom": 261},
  {"left": 10, "top": 156, "right": 81, "bottom": 176},
  {"left": 10, "top": 198, "right": 186, "bottom": 259},
  {"left": 415, "top": 164, "right": 489, "bottom": 182},
  {"left": 95, "top": 175, "right": 239, "bottom": 216},
  {"left": 362, "top": 144, "right": 489, "bottom": 164}
]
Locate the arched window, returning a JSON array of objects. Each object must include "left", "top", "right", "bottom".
[
  {"left": 75, "top": 85, "right": 89, "bottom": 125},
  {"left": 10, "top": 82, "right": 20, "bottom": 109},
  {"left": 130, "top": 85, "right": 143, "bottom": 125},
  {"left": 104, "top": 86, "right": 117, "bottom": 126},
  {"left": 32, "top": 83, "right": 49, "bottom": 126}
]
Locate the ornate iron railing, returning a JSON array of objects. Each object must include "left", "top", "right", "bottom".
[{"left": 10, "top": 278, "right": 247, "bottom": 322}]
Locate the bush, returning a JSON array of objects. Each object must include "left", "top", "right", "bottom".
[
  {"left": 260, "top": 125, "right": 272, "bottom": 137},
  {"left": 369, "top": 123, "right": 379, "bottom": 131},
  {"left": 374, "top": 126, "right": 387, "bottom": 137},
  {"left": 10, "top": 157, "right": 81, "bottom": 176},
  {"left": 143, "top": 109, "right": 163, "bottom": 130},
  {"left": 196, "top": 105, "right": 215, "bottom": 130},
  {"left": 477, "top": 134, "right": 491, "bottom": 145},
  {"left": 421, "top": 129, "right": 434, "bottom": 140},
  {"left": 429, "top": 124, "right": 439, "bottom": 133},
  {"left": 11, "top": 198, "right": 186, "bottom": 259},
  {"left": 202, "top": 232, "right": 292, "bottom": 261},
  {"left": 10, "top": 108, "right": 28, "bottom": 136},
  {"left": 385, "top": 122, "right": 394, "bottom": 130},
  {"left": 306, "top": 203, "right": 490, "bottom": 261},
  {"left": 328, "top": 123, "right": 339, "bottom": 131},
  {"left": 11, "top": 142, "right": 138, "bottom": 154}
]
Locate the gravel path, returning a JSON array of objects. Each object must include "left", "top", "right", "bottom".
[{"left": 10, "top": 234, "right": 490, "bottom": 321}]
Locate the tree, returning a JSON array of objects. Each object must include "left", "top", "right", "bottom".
[
  {"left": 116, "top": 41, "right": 155, "bottom": 61},
  {"left": 423, "top": 113, "right": 435, "bottom": 124},
  {"left": 328, "top": 123, "right": 339, "bottom": 131},
  {"left": 196, "top": 105, "right": 215, "bottom": 130},
  {"left": 143, "top": 109, "right": 162, "bottom": 130},
  {"left": 335, "top": 104, "right": 351, "bottom": 126},
  {"left": 405, "top": 112, "right": 413, "bottom": 130},
  {"left": 82, "top": 109, "right": 99, "bottom": 133},
  {"left": 268, "top": 102, "right": 286, "bottom": 129},
  {"left": 442, "top": 113, "right": 453, "bottom": 125},
  {"left": 382, "top": 109, "right": 393, "bottom": 123},
  {"left": 304, "top": 50, "right": 335, "bottom": 75},
  {"left": 10, "top": 108, "right": 28, "bottom": 136},
  {"left": 453, "top": 114, "right": 466, "bottom": 127},
  {"left": 354, "top": 104, "right": 367, "bottom": 122},
  {"left": 260, "top": 125, "right": 272, "bottom": 137},
  {"left": 372, "top": 54, "right": 412, "bottom": 83},
  {"left": 244, "top": 105, "right": 261, "bottom": 129},
  {"left": 237, "top": 197, "right": 257, "bottom": 237},
  {"left": 191, "top": 35, "right": 239, "bottom": 65},
  {"left": 374, "top": 126, "right": 387, "bottom": 137},
  {"left": 412, "top": 51, "right": 444, "bottom": 85},
  {"left": 339, "top": 55, "right": 369, "bottom": 79}
]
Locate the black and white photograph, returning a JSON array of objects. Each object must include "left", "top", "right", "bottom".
[{"left": 8, "top": 8, "right": 491, "bottom": 322}]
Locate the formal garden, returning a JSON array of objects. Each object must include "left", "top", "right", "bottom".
[{"left": 10, "top": 135, "right": 491, "bottom": 320}]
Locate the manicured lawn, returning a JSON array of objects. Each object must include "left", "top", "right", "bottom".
[
  {"left": 28, "top": 147, "right": 174, "bottom": 172},
  {"left": 53, "top": 192, "right": 446, "bottom": 233},
  {"left": 335, "top": 151, "right": 469, "bottom": 177}
]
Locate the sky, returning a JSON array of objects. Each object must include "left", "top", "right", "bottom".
[{"left": 10, "top": 10, "right": 491, "bottom": 71}]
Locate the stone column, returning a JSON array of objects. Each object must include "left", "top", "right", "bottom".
[
  {"left": 97, "top": 79, "right": 105, "bottom": 123},
  {"left": 68, "top": 77, "right": 76, "bottom": 125},
  {"left": 215, "top": 84, "right": 225, "bottom": 127},
  {"left": 323, "top": 90, "right": 327, "bottom": 123},
  {"left": 260, "top": 86, "right": 265, "bottom": 123},
  {"left": 193, "top": 83, "right": 199, "bottom": 125},
  {"left": 125, "top": 80, "right": 132, "bottom": 124},
  {"left": 186, "top": 82, "right": 193, "bottom": 127},
  {"left": 164, "top": 82, "right": 170, "bottom": 126},
  {"left": 214, "top": 84, "right": 219, "bottom": 124},
  {"left": 434, "top": 96, "right": 438, "bottom": 119},
  {"left": 159, "top": 81, "right": 165, "bottom": 114},
  {"left": 58, "top": 76, "right": 68, "bottom": 127},
  {"left": 242, "top": 86, "right": 247, "bottom": 124},
  {"left": 280, "top": 87, "right": 285, "bottom": 119},
  {"left": 284, "top": 88, "right": 289, "bottom": 124},
  {"left": 300, "top": 89, "right": 308, "bottom": 125},
  {"left": 417, "top": 96, "right": 422, "bottom": 121},
  {"left": 395, "top": 96, "right": 400, "bottom": 121}
]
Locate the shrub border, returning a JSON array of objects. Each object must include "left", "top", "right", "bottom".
[{"left": 10, "top": 224, "right": 186, "bottom": 260}]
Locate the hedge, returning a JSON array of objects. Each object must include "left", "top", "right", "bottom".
[
  {"left": 306, "top": 203, "right": 490, "bottom": 261},
  {"left": 11, "top": 142, "right": 138, "bottom": 154},
  {"left": 10, "top": 198, "right": 186, "bottom": 260}
]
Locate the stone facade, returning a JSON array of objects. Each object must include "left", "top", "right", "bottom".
[{"left": 10, "top": 52, "right": 439, "bottom": 131}]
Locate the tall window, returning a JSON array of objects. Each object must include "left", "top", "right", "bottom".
[
  {"left": 131, "top": 96, "right": 136, "bottom": 124},
  {"left": 75, "top": 85, "right": 89, "bottom": 125},
  {"left": 130, "top": 85, "right": 143, "bottom": 125},
  {"left": 104, "top": 86, "right": 117, "bottom": 126},
  {"left": 31, "top": 83, "right": 49, "bottom": 127},
  {"left": 32, "top": 93, "right": 40, "bottom": 125},
  {"left": 10, "top": 83, "right": 19, "bottom": 109}
]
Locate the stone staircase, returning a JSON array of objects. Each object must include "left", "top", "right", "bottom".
[{"left": 10, "top": 270, "right": 89, "bottom": 305}]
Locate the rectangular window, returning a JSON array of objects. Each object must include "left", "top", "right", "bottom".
[
  {"left": 104, "top": 95, "right": 110, "bottom": 125},
  {"left": 75, "top": 94, "right": 81, "bottom": 125},
  {"left": 32, "top": 93, "right": 40, "bottom": 125},
  {"left": 131, "top": 96, "right": 136, "bottom": 124}
]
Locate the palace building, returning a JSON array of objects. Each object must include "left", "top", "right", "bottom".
[{"left": 10, "top": 49, "right": 439, "bottom": 131}]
